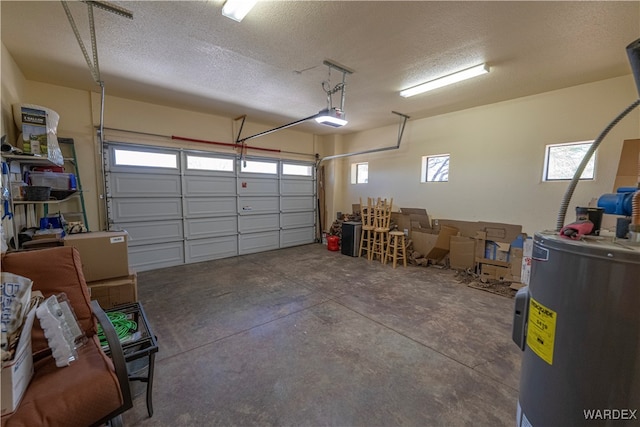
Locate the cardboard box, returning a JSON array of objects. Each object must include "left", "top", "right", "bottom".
[
  {"left": 392, "top": 208, "right": 431, "bottom": 236},
  {"left": 449, "top": 236, "right": 476, "bottom": 270},
  {"left": 411, "top": 229, "right": 438, "bottom": 256},
  {"left": 1, "top": 305, "right": 37, "bottom": 415},
  {"left": 425, "top": 225, "right": 458, "bottom": 261},
  {"left": 480, "top": 263, "right": 513, "bottom": 282},
  {"left": 474, "top": 231, "right": 487, "bottom": 260},
  {"left": 434, "top": 219, "right": 522, "bottom": 243},
  {"left": 88, "top": 270, "right": 138, "bottom": 309},
  {"left": 64, "top": 231, "right": 129, "bottom": 282},
  {"left": 485, "top": 241, "right": 511, "bottom": 262}
]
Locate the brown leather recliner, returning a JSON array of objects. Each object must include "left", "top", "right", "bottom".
[{"left": 1, "top": 246, "right": 132, "bottom": 426}]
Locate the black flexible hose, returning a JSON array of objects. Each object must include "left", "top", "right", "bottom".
[{"left": 556, "top": 99, "right": 640, "bottom": 231}]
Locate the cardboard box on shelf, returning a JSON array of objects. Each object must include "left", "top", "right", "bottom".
[
  {"left": 449, "top": 236, "right": 476, "bottom": 270},
  {"left": 64, "top": 231, "right": 129, "bottom": 282},
  {"left": 1, "top": 305, "right": 37, "bottom": 415},
  {"left": 88, "top": 270, "right": 137, "bottom": 309}
]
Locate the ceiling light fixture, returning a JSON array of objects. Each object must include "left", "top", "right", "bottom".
[
  {"left": 315, "top": 108, "right": 348, "bottom": 127},
  {"left": 400, "top": 63, "right": 490, "bottom": 98},
  {"left": 235, "top": 59, "right": 354, "bottom": 144},
  {"left": 222, "top": 0, "right": 257, "bottom": 22}
]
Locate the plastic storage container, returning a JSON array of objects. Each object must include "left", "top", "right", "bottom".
[{"left": 28, "top": 171, "right": 72, "bottom": 190}]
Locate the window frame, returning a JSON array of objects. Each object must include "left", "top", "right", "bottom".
[
  {"left": 543, "top": 141, "right": 595, "bottom": 182},
  {"left": 282, "top": 163, "right": 313, "bottom": 177},
  {"left": 112, "top": 148, "right": 178, "bottom": 169},
  {"left": 350, "top": 162, "right": 369, "bottom": 184},
  {"left": 186, "top": 154, "right": 235, "bottom": 172},
  {"left": 421, "top": 154, "right": 450, "bottom": 183},
  {"left": 240, "top": 159, "right": 278, "bottom": 175}
]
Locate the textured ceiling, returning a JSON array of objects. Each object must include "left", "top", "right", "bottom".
[{"left": 1, "top": 1, "right": 639, "bottom": 135}]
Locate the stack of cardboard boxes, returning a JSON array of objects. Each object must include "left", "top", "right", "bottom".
[
  {"left": 391, "top": 208, "right": 459, "bottom": 262},
  {"left": 391, "top": 207, "right": 529, "bottom": 282},
  {"left": 63, "top": 231, "right": 137, "bottom": 309}
]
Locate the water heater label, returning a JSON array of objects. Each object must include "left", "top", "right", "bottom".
[{"left": 527, "top": 297, "right": 557, "bottom": 365}]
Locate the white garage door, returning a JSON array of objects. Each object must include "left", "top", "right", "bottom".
[{"left": 104, "top": 143, "right": 316, "bottom": 271}]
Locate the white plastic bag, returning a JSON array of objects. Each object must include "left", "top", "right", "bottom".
[{"left": 1, "top": 273, "right": 33, "bottom": 356}]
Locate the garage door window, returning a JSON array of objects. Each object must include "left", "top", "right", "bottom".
[
  {"left": 114, "top": 149, "right": 177, "bottom": 168},
  {"left": 241, "top": 160, "right": 277, "bottom": 174},
  {"left": 187, "top": 155, "right": 234, "bottom": 172},
  {"left": 283, "top": 163, "right": 313, "bottom": 176}
]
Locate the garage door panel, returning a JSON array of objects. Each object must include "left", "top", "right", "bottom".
[
  {"left": 113, "top": 220, "right": 183, "bottom": 246},
  {"left": 184, "top": 175, "right": 235, "bottom": 196},
  {"left": 110, "top": 198, "right": 182, "bottom": 222},
  {"left": 186, "top": 216, "right": 237, "bottom": 239},
  {"left": 281, "top": 211, "right": 315, "bottom": 229},
  {"left": 281, "top": 196, "right": 315, "bottom": 212},
  {"left": 237, "top": 177, "right": 278, "bottom": 196},
  {"left": 281, "top": 179, "right": 314, "bottom": 196},
  {"left": 239, "top": 231, "right": 279, "bottom": 254},
  {"left": 280, "top": 227, "right": 315, "bottom": 247},
  {"left": 106, "top": 143, "right": 316, "bottom": 271},
  {"left": 238, "top": 196, "right": 279, "bottom": 215},
  {"left": 186, "top": 235, "right": 238, "bottom": 263},
  {"left": 128, "top": 241, "right": 184, "bottom": 272},
  {"left": 185, "top": 197, "right": 237, "bottom": 217},
  {"left": 107, "top": 172, "right": 181, "bottom": 197},
  {"left": 238, "top": 214, "right": 279, "bottom": 233}
]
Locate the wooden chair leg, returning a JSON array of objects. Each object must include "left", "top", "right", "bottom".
[
  {"left": 401, "top": 235, "right": 407, "bottom": 267},
  {"left": 392, "top": 235, "right": 399, "bottom": 268}
]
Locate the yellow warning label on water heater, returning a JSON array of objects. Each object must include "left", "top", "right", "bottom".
[{"left": 526, "top": 297, "right": 557, "bottom": 365}]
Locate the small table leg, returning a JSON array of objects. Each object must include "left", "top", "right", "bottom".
[{"left": 146, "top": 352, "right": 156, "bottom": 417}]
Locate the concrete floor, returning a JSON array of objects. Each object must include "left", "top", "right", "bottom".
[{"left": 122, "top": 243, "right": 522, "bottom": 426}]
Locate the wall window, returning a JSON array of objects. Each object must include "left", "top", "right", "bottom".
[
  {"left": 241, "top": 160, "right": 277, "bottom": 174},
  {"left": 421, "top": 154, "right": 449, "bottom": 182},
  {"left": 186, "top": 155, "right": 234, "bottom": 171},
  {"left": 350, "top": 162, "right": 368, "bottom": 184},
  {"left": 114, "top": 149, "right": 177, "bottom": 168},
  {"left": 283, "top": 163, "right": 313, "bottom": 176},
  {"left": 543, "top": 141, "right": 595, "bottom": 181}
]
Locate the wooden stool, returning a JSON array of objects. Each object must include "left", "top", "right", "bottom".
[
  {"left": 386, "top": 230, "right": 407, "bottom": 268},
  {"left": 371, "top": 198, "right": 393, "bottom": 263},
  {"left": 358, "top": 197, "right": 375, "bottom": 260}
]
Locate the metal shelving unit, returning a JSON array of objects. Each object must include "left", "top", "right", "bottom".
[{"left": 2, "top": 137, "right": 88, "bottom": 249}]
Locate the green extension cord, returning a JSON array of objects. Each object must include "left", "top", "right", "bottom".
[{"left": 97, "top": 311, "right": 137, "bottom": 347}]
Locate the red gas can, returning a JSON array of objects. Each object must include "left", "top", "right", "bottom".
[{"left": 327, "top": 235, "right": 339, "bottom": 251}]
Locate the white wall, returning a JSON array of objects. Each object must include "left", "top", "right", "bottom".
[
  {"left": 1, "top": 43, "right": 26, "bottom": 144},
  {"left": 337, "top": 76, "right": 640, "bottom": 235}
]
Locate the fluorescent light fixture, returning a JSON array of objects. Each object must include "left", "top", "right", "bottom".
[
  {"left": 315, "top": 108, "right": 348, "bottom": 127},
  {"left": 222, "top": 0, "right": 257, "bottom": 22},
  {"left": 400, "top": 63, "right": 490, "bottom": 98}
]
